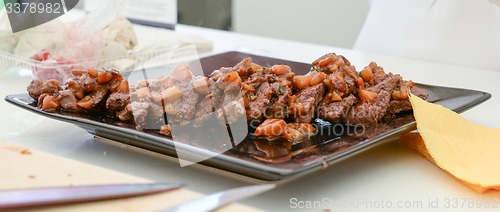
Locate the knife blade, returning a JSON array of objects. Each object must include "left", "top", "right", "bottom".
[
  {"left": 162, "top": 184, "right": 275, "bottom": 212},
  {"left": 0, "top": 182, "right": 183, "bottom": 209}
]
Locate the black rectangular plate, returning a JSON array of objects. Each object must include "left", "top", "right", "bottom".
[{"left": 4, "top": 51, "right": 491, "bottom": 181}]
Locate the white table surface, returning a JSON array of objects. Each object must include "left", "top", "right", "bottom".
[{"left": 1, "top": 24, "right": 500, "bottom": 212}]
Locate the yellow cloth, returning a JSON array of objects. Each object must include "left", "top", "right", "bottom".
[{"left": 409, "top": 95, "right": 500, "bottom": 193}]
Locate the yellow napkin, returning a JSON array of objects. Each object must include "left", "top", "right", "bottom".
[{"left": 402, "top": 95, "right": 500, "bottom": 193}]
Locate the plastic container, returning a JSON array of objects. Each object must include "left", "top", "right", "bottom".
[
  {"left": 0, "top": 45, "right": 180, "bottom": 83},
  {"left": 0, "top": 45, "right": 181, "bottom": 140}
]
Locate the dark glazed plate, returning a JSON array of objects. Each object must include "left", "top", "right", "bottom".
[{"left": 4, "top": 51, "right": 492, "bottom": 181}]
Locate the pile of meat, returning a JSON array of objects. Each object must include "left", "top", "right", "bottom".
[
  {"left": 27, "top": 52, "right": 427, "bottom": 141},
  {"left": 27, "top": 69, "right": 129, "bottom": 113},
  {"left": 252, "top": 53, "right": 427, "bottom": 140}
]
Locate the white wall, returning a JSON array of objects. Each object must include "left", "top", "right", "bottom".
[{"left": 232, "top": 0, "right": 369, "bottom": 48}]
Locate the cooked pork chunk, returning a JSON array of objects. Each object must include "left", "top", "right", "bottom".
[
  {"left": 344, "top": 76, "right": 399, "bottom": 124},
  {"left": 267, "top": 83, "right": 292, "bottom": 119},
  {"left": 27, "top": 79, "right": 61, "bottom": 99},
  {"left": 193, "top": 91, "right": 221, "bottom": 127},
  {"left": 319, "top": 94, "right": 357, "bottom": 123},
  {"left": 290, "top": 83, "right": 325, "bottom": 123},
  {"left": 217, "top": 91, "right": 246, "bottom": 124},
  {"left": 57, "top": 90, "right": 78, "bottom": 111},
  {"left": 106, "top": 92, "right": 130, "bottom": 111},
  {"left": 77, "top": 86, "right": 109, "bottom": 110},
  {"left": 312, "top": 53, "right": 351, "bottom": 74},
  {"left": 172, "top": 87, "right": 199, "bottom": 125},
  {"left": 130, "top": 102, "right": 150, "bottom": 130},
  {"left": 247, "top": 81, "right": 273, "bottom": 121},
  {"left": 386, "top": 85, "right": 428, "bottom": 116}
]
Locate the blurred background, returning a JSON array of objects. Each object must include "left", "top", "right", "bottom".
[
  {"left": 0, "top": 0, "right": 369, "bottom": 48},
  {"left": 2, "top": 0, "right": 496, "bottom": 69},
  {"left": 178, "top": 0, "right": 369, "bottom": 49}
]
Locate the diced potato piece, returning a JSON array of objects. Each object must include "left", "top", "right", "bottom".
[
  {"left": 136, "top": 87, "right": 150, "bottom": 99},
  {"left": 97, "top": 71, "right": 113, "bottom": 84},
  {"left": 293, "top": 75, "right": 311, "bottom": 89},
  {"left": 217, "top": 71, "right": 241, "bottom": 90},
  {"left": 87, "top": 69, "right": 98, "bottom": 78},
  {"left": 114, "top": 80, "right": 130, "bottom": 93},
  {"left": 242, "top": 83, "right": 255, "bottom": 92},
  {"left": 392, "top": 86, "right": 410, "bottom": 100},
  {"left": 310, "top": 72, "right": 326, "bottom": 86},
  {"left": 358, "top": 89, "right": 378, "bottom": 102},
  {"left": 41, "top": 95, "right": 60, "bottom": 111},
  {"left": 161, "top": 86, "right": 183, "bottom": 103},
  {"left": 171, "top": 64, "right": 193, "bottom": 80},
  {"left": 360, "top": 67, "right": 374, "bottom": 83},
  {"left": 331, "top": 91, "right": 342, "bottom": 101},
  {"left": 192, "top": 76, "right": 210, "bottom": 95},
  {"left": 76, "top": 96, "right": 93, "bottom": 109},
  {"left": 271, "top": 65, "right": 291, "bottom": 75}
]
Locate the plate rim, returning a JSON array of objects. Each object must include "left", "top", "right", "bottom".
[{"left": 4, "top": 51, "right": 492, "bottom": 181}]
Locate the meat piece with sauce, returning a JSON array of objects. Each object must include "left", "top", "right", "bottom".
[
  {"left": 193, "top": 91, "right": 221, "bottom": 127},
  {"left": 194, "top": 61, "right": 254, "bottom": 127},
  {"left": 172, "top": 88, "right": 199, "bottom": 125},
  {"left": 193, "top": 67, "right": 231, "bottom": 127},
  {"left": 322, "top": 65, "right": 359, "bottom": 100},
  {"left": 76, "top": 86, "right": 109, "bottom": 110},
  {"left": 215, "top": 70, "right": 248, "bottom": 125},
  {"left": 116, "top": 102, "right": 150, "bottom": 130},
  {"left": 291, "top": 53, "right": 358, "bottom": 124},
  {"left": 266, "top": 65, "right": 294, "bottom": 119},
  {"left": 123, "top": 81, "right": 165, "bottom": 129},
  {"left": 27, "top": 79, "right": 61, "bottom": 99},
  {"left": 289, "top": 83, "right": 325, "bottom": 123},
  {"left": 106, "top": 92, "right": 130, "bottom": 111},
  {"left": 319, "top": 94, "right": 357, "bottom": 123},
  {"left": 244, "top": 64, "right": 294, "bottom": 122},
  {"left": 217, "top": 90, "right": 246, "bottom": 124},
  {"left": 266, "top": 83, "right": 292, "bottom": 119},
  {"left": 318, "top": 64, "right": 361, "bottom": 123},
  {"left": 362, "top": 62, "right": 388, "bottom": 85},
  {"left": 233, "top": 57, "right": 254, "bottom": 78},
  {"left": 164, "top": 65, "right": 200, "bottom": 126},
  {"left": 312, "top": 53, "right": 351, "bottom": 74},
  {"left": 385, "top": 83, "right": 428, "bottom": 117},
  {"left": 116, "top": 103, "right": 133, "bottom": 122},
  {"left": 247, "top": 81, "right": 273, "bottom": 121},
  {"left": 344, "top": 76, "right": 400, "bottom": 124},
  {"left": 129, "top": 102, "right": 151, "bottom": 130},
  {"left": 57, "top": 90, "right": 79, "bottom": 111}
]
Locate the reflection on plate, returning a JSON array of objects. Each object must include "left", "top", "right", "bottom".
[{"left": 4, "top": 52, "right": 491, "bottom": 181}]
